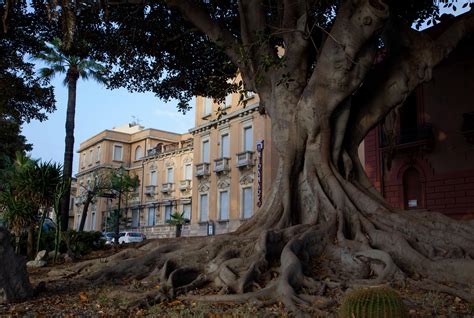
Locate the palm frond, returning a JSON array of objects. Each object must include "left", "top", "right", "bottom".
[{"left": 38, "top": 67, "right": 55, "bottom": 81}]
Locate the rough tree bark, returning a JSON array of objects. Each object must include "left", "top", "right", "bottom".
[
  {"left": 19, "top": 0, "right": 474, "bottom": 315},
  {"left": 78, "top": 191, "right": 94, "bottom": 232},
  {"left": 0, "top": 228, "right": 33, "bottom": 303},
  {"left": 60, "top": 67, "right": 79, "bottom": 231}
]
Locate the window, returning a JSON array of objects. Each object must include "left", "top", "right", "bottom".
[
  {"left": 167, "top": 167, "right": 174, "bottom": 183},
  {"left": 202, "top": 140, "right": 210, "bottom": 163},
  {"left": 147, "top": 207, "right": 156, "bottom": 226},
  {"left": 224, "top": 94, "right": 232, "bottom": 108},
  {"left": 242, "top": 187, "right": 253, "bottom": 219},
  {"left": 96, "top": 145, "right": 101, "bottom": 162},
  {"left": 199, "top": 193, "right": 208, "bottom": 222},
  {"left": 184, "top": 164, "right": 192, "bottom": 180},
  {"left": 150, "top": 171, "right": 157, "bottom": 186},
  {"left": 91, "top": 203, "right": 97, "bottom": 230},
  {"left": 165, "top": 205, "right": 172, "bottom": 222},
  {"left": 183, "top": 204, "right": 191, "bottom": 220},
  {"left": 132, "top": 208, "right": 140, "bottom": 227},
  {"left": 113, "top": 144, "right": 123, "bottom": 161},
  {"left": 82, "top": 153, "right": 86, "bottom": 168},
  {"left": 135, "top": 146, "right": 143, "bottom": 161},
  {"left": 220, "top": 133, "right": 230, "bottom": 158},
  {"left": 243, "top": 126, "right": 253, "bottom": 151},
  {"left": 89, "top": 149, "right": 93, "bottom": 165},
  {"left": 219, "top": 190, "right": 229, "bottom": 220},
  {"left": 204, "top": 98, "right": 212, "bottom": 115}
]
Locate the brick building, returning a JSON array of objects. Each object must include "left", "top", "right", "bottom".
[{"left": 364, "top": 20, "right": 474, "bottom": 219}]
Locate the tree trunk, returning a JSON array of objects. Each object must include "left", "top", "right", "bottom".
[
  {"left": 60, "top": 67, "right": 79, "bottom": 231},
  {"left": 36, "top": 209, "right": 47, "bottom": 254},
  {"left": 68, "top": 93, "right": 474, "bottom": 314},
  {"left": 114, "top": 192, "right": 122, "bottom": 244},
  {"left": 78, "top": 192, "right": 93, "bottom": 232},
  {"left": 0, "top": 228, "right": 33, "bottom": 303},
  {"left": 26, "top": 225, "right": 34, "bottom": 259}
]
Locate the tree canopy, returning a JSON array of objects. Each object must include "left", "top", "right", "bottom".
[
  {"left": 0, "top": 1, "right": 56, "bottom": 166},
  {"left": 1, "top": 0, "right": 474, "bottom": 314}
]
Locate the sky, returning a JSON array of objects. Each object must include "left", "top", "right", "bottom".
[
  {"left": 21, "top": 2, "right": 470, "bottom": 176},
  {"left": 22, "top": 76, "right": 195, "bottom": 175}
]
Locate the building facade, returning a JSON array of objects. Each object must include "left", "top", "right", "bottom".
[
  {"left": 74, "top": 124, "right": 194, "bottom": 235},
  {"left": 189, "top": 91, "right": 275, "bottom": 235},
  {"left": 73, "top": 88, "right": 275, "bottom": 237},
  {"left": 364, "top": 24, "right": 474, "bottom": 219}
]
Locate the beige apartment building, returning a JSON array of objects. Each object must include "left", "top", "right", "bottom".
[
  {"left": 73, "top": 85, "right": 275, "bottom": 237},
  {"left": 74, "top": 124, "right": 193, "bottom": 236},
  {"left": 189, "top": 92, "right": 275, "bottom": 235}
]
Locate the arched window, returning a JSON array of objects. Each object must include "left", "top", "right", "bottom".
[
  {"left": 135, "top": 146, "right": 143, "bottom": 160},
  {"left": 403, "top": 167, "right": 423, "bottom": 209}
]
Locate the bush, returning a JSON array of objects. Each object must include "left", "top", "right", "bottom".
[{"left": 62, "top": 230, "right": 105, "bottom": 257}]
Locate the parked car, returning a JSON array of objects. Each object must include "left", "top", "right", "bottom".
[
  {"left": 118, "top": 232, "right": 145, "bottom": 244},
  {"left": 101, "top": 232, "right": 115, "bottom": 245}
]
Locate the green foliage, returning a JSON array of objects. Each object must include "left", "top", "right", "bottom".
[
  {"left": 0, "top": 2, "right": 56, "bottom": 166},
  {"left": 166, "top": 212, "right": 190, "bottom": 226},
  {"left": 339, "top": 287, "right": 407, "bottom": 318},
  {"left": 62, "top": 230, "right": 104, "bottom": 256},
  {"left": 34, "top": 37, "right": 107, "bottom": 86}
]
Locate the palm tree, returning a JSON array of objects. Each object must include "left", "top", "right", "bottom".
[{"left": 35, "top": 38, "right": 106, "bottom": 231}]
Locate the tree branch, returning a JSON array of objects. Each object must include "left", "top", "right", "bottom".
[
  {"left": 166, "top": 0, "right": 253, "bottom": 85},
  {"left": 349, "top": 11, "right": 474, "bottom": 148},
  {"left": 303, "top": 0, "right": 390, "bottom": 122}
]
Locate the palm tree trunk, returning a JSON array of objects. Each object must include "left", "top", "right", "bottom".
[{"left": 60, "top": 67, "right": 79, "bottom": 231}]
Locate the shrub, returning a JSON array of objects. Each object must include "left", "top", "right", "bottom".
[
  {"left": 339, "top": 287, "right": 407, "bottom": 318},
  {"left": 62, "top": 230, "right": 105, "bottom": 257}
]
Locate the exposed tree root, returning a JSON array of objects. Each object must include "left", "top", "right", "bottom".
[{"left": 54, "top": 197, "right": 473, "bottom": 316}]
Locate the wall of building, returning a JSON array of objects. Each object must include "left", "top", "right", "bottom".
[
  {"left": 364, "top": 38, "right": 474, "bottom": 220},
  {"left": 190, "top": 89, "right": 274, "bottom": 236}
]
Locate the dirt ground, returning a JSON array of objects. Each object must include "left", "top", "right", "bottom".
[{"left": 1, "top": 245, "right": 473, "bottom": 317}]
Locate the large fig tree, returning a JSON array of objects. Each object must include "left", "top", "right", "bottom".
[{"left": 5, "top": 0, "right": 474, "bottom": 313}]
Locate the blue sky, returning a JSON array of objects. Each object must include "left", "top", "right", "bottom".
[{"left": 22, "top": 76, "right": 195, "bottom": 175}]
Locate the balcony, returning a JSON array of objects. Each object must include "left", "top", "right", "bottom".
[
  {"left": 236, "top": 151, "right": 255, "bottom": 168},
  {"left": 179, "top": 180, "right": 191, "bottom": 191},
  {"left": 161, "top": 183, "right": 174, "bottom": 193},
  {"left": 74, "top": 197, "right": 84, "bottom": 205},
  {"left": 381, "top": 123, "right": 434, "bottom": 153},
  {"left": 214, "top": 157, "right": 231, "bottom": 173},
  {"left": 195, "top": 163, "right": 210, "bottom": 177},
  {"left": 130, "top": 192, "right": 140, "bottom": 203},
  {"left": 145, "top": 185, "right": 155, "bottom": 196}
]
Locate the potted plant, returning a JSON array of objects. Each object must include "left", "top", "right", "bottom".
[{"left": 166, "top": 212, "right": 190, "bottom": 237}]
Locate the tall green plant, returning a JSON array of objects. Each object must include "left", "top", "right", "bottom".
[{"left": 34, "top": 38, "right": 106, "bottom": 231}]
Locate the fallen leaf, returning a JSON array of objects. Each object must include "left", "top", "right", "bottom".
[
  {"left": 79, "top": 291, "right": 88, "bottom": 303},
  {"left": 168, "top": 300, "right": 182, "bottom": 306}
]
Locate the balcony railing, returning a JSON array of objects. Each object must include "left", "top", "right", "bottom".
[
  {"left": 145, "top": 185, "right": 155, "bottom": 195},
  {"left": 74, "top": 197, "right": 84, "bottom": 205},
  {"left": 214, "top": 157, "right": 231, "bottom": 173},
  {"left": 195, "top": 163, "right": 210, "bottom": 177},
  {"left": 130, "top": 192, "right": 140, "bottom": 203},
  {"left": 380, "top": 123, "right": 434, "bottom": 153},
  {"left": 236, "top": 151, "right": 255, "bottom": 168},
  {"left": 161, "top": 183, "right": 174, "bottom": 193},
  {"left": 179, "top": 180, "right": 191, "bottom": 191}
]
